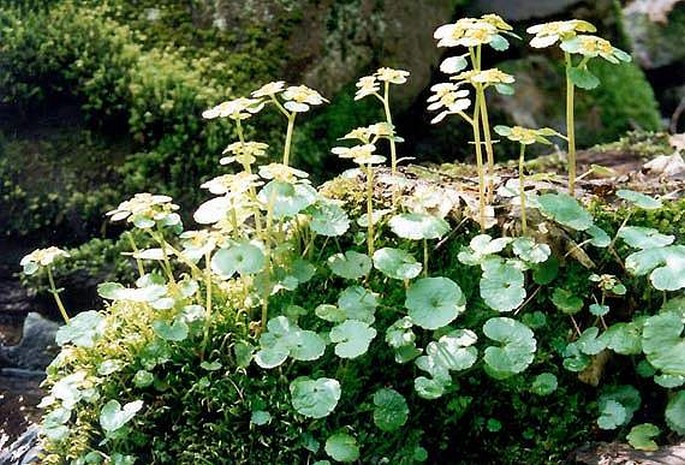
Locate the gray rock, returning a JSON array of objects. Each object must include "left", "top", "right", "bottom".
[
  {"left": 0, "top": 313, "right": 59, "bottom": 371},
  {"left": 0, "top": 425, "right": 41, "bottom": 465},
  {"left": 470, "top": 0, "right": 582, "bottom": 21},
  {"left": 623, "top": 2, "right": 685, "bottom": 69}
]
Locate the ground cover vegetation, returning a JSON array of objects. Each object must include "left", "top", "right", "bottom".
[{"left": 17, "top": 11, "right": 685, "bottom": 465}]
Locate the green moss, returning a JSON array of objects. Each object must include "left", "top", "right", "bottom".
[{"left": 575, "top": 59, "right": 661, "bottom": 146}]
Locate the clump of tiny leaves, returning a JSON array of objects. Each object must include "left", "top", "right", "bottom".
[{"left": 30, "top": 13, "right": 684, "bottom": 465}]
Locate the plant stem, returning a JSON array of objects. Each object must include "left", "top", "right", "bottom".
[
  {"left": 519, "top": 144, "right": 527, "bottom": 235},
  {"left": 283, "top": 113, "right": 296, "bottom": 166},
  {"left": 477, "top": 84, "right": 495, "bottom": 201},
  {"left": 235, "top": 119, "right": 262, "bottom": 235},
  {"left": 201, "top": 249, "right": 213, "bottom": 360},
  {"left": 47, "top": 267, "right": 69, "bottom": 324},
  {"left": 471, "top": 95, "right": 487, "bottom": 231},
  {"left": 423, "top": 239, "right": 428, "bottom": 277},
  {"left": 154, "top": 228, "right": 177, "bottom": 286},
  {"left": 365, "top": 164, "right": 375, "bottom": 257},
  {"left": 125, "top": 231, "right": 145, "bottom": 278},
  {"left": 565, "top": 52, "right": 577, "bottom": 196},
  {"left": 381, "top": 82, "right": 398, "bottom": 175}
]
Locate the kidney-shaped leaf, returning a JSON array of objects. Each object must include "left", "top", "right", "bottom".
[
  {"left": 536, "top": 192, "right": 593, "bottom": 231},
  {"left": 415, "top": 330, "right": 478, "bottom": 382},
  {"left": 480, "top": 259, "right": 526, "bottom": 312},
  {"left": 483, "top": 317, "right": 536, "bottom": 379},
  {"left": 666, "top": 390, "right": 685, "bottom": 435},
  {"left": 328, "top": 251, "right": 372, "bottom": 280},
  {"left": 625, "top": 245, "right": 685, "bottom": 291},
  {"left": 405, "top": 277, "right": 465, "bottom": 330},
  {"left": 373, "top": 388, "right": 409, "bottom": 432},
  {"left": 337, "top": 286, "right": 378, "bottom": 323},
  {"left": 255, "top": 316, "right": 325, "bottom": 368},
  {"left": 100, "top": 399, "right": 144, "bottom": 434},
  {"left": 372, "top": 247, "right": 422, "bottom": 280},
  {"left": 290, "top": 377, "right": 341, "bottom": 419},
  {"left": 617, "top": 189, "right": 662, "bottom": 210},
  {"left": 330, "top": 320, "right": 377, "bottom": 359},
  {"left": 389, "top": 213, "right": 450, "bottom": 240},
  {"left": 258, "top": 180, "right": 317, "bottom": 219},
  {"left": 325, "top": 433, "right": 359, "bottom": 462},
  {"left": 308, "top": 201, "right": 350, "bottom": 237},
  {"left": 627, "top": 423, "right": 660, "bottom": 451},
  {"left": 618, "top": 226, "right": 674, "bottom": 250},
  {"left": 642, "top": 312, "right": 685, "bottom": 376},
  {"left": 55, "top": 311, "right": 106, "bottom": 348},
  {"left": 512, "top": 237, "right": 551, "bottom": 264},
  {"left": 211, "top": 242, "right": 265, "bottom": 279}
]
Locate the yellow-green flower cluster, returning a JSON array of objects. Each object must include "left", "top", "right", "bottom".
[
  {"left": 494, "top": 125, "right": 560, "bottom": 145},
  {"left": 281, "top": 85, "right": 328, "bottom": 113},
  {"left": 354, "top": 67, "right": 410, "bottom": 101},
  {"left": 106, "top": 193, "right": 180, "bottom": 229},
  {"left": 526, "top": 20, "right": 596, "bottom": 48},
  {"left": 560, "top": 35, "right": 631, "bottom": 63},
  {"left": 202, "top": 97, "right": 265, "bottom": 120},
  {"left": 220, "top": 141, "right": 269, "bottom": 166},
  {"left": 427, "top": 83, "right": 471, "bottom": 124},
  {"left": 434, "top": 14, "right": 514, "bottom": 48},
  {"left": 331, "top": 143, "right": 385, "bottom": 166},
  {"left": 452, "top": 68, "right": 515, "bottom": 86},
  {"left": 21, "top": 247, "right": 71, "bottom": 275}
]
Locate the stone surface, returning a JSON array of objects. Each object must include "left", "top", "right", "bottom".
[
  {"left": 623, "top": 1, "right": 685, "bottom": 69},
  {"left": 0, "top": 425, "right": 41, "bottom": 465},
  {"left": 0, "top": 313, "right": 59, "bottom": 371},
  {"left": 470, "top": 0, "right": 582, "bottom": 21}
]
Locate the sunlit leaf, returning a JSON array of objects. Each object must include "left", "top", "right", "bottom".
[
  {"left": 666, "top": 390, "right": 685, "bottom": 434},
  {"left": 372, "top": 247, "right": 422, "bottom": 280},
  {"left": 627, "top": 423, "right": 659, "bottom": 451},
  {"left": 405, "top": 277, "right": 465, "bottom": 330},
  {"left": 483, "top": 317, "right": 536, "bottom": 379},
  {"left": 290, "top": 377, "right": 341, "bottom": 419},
  {"left": 55, "top": 311, "right": 106, "bottom": 348},
  {"left": 616, "top": 189, "right": 662, "bottom": 210},
  {"left": 100, "top": 399, "right": 143, "bottom": 434},
  {"left": 325, "top": 433, "right": 359, "bottom": 462},
  {"left": 330, "top": 320, "right": 377, "bottom": 359},
  {"left": 389, "top": 213, "right": 450, "bottom": 240},
  {"left": 337, "top": 286, "right": 378, "bottom": 323},
  {"left": 308, "top": 202, "right": 351, "bottom": 237},
  {"left": 536, "top": 192, "right": 593, "bottom": 231},
  {"left": 626, "top": 245, "right": 685, "bottom": 291},
  {"left": 642, "top": 312, "right": 685, "bottom": 376},
  {"left": 480, "top": 258, "right": 526, "bottom": 312},
  {"left": 618, "top": 226, "right": 674, "bottom": 249},
  {"left": 328, "top": 251, "right": 372, "bottom": 279}
]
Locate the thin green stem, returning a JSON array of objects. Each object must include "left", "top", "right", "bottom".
[
  {"left": 472, "top": 94, "right": 487, "bottom": 231},
  {"left": 200, "top": 249, "right": 213, "bottom": 360},
  {"left": 283, "top": 113, "right": 296, "bottom": 166},
  {"left": 365, "top": 164, "right": 375, "bottom": 257},
  {"left": 477, "top": 84, "right": 495, "bottom": 201},
  {"left": 423, "top": 239, "right": 428, "bottom": 277},
  {"left": 125, "top": 232, "right": 145, "bottom": 279},
  {"left": 565, "top": 52, "right": 577, "bottom": 196},
  {"left": 47, "top": 267, "right": 69, "bottom": 324},
  {"left": 234, "top": 119, "right": 262, "bottom": 235},
  {"left": 153, "top": 228, "right": 177, "bottom": 286},
  {"left": 381, "top": 82, "right": 398, "bottom": 175},
  {"left": 519, "top": 144, "right": 527, "bottom": 235}
]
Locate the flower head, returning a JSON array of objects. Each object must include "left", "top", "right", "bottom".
[
  {"left": 480, "top": 14, "right": 513, "bottom": 32},
  {"left": 341, "top": 122, "right": 400, "bottom": 143},
  {"left": 527, "top": 20, "right": 596, "bottom": 48},
  {"left": 259, "top": 163, "right": 310, "bottom": 182},
  {"left": 427, "top": 83, "right": 471, "bottom": 124},
  {"left": 452, "top": 68, "right": 515, "bottom": 86},
  {"left": 202, "top": 97, "right": 265, "bottom": 120},
  {"left": 251, "top": 81, "right": 286, "bottom": 98},
  {"left": 434, "top": 17, "right": 504, "bottom": 48},
  {"left": 560, "top": 35, "right": 631, "bottom": 63},
  {"left": 354, "top": 76, "right": 380, "bottom": 101},
  {"left": 21, "top": 246, "right": 70, "bottom": 275},
  {"left": 375, "top": 67, "right": 410, "bottom": 85},
  {"left": 201, "top": 172, "right": 262, "bottom": 196},
  {"left": 220, "top": 141, "right": 269, "bottom": 166},
  {"left": 281, "top": 85, "right": 328, "bottom": 113},
  {"left": 331, "top": 143, "right": 385, "bottom": 165},
  {"left": 494, "top": 125, "right": 560, "bottom": 145},
  {"left": 106, "top": 193, "right": 180, "bottom": 229}
]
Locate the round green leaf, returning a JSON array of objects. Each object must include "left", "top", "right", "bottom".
[
  {"left": 251, "top": 410, "right": 272, "bottom": 426},
  {"left": 258, "top": 180, "right": 317, "bottom": 219},
  {"left": 414, "top": 376, "right": 446, "bottom": 400},
  {"left": 577, "top": 327, "right": 607, "bottom": 355},
  {"left": 100, "top": 399, "right": 144, "bottom": 434},
  {"left": 483, "top": 317, "right": 537, "bottom": 379},
  {"left": 666, "top": 390, "right": 685, "bottom": 434},
  {"left": 568, "top": 66, "right": 600, "bottom": 90},
  {"left": 315, "top": 304, "right": 347, "bottom": 323},
  {"left": 601, "top": 321, "right": 643, "bottom": 355},
  {"left": 152, "top": 319, "right": 189, "bottom": 342},
  {"left": 405, "top": 277, "right": 465, "bottom": 330},
  {"left": 325, "top": 433, "right": 359, "bottom": 462},
  {"left": 338, "top": 286, "right": 378, "bottom": 323},
  {"left": 373, "top": 388, "right": 409, "bottom": 432},
  {"left": 589, "top": 304, "right": 610, "bottom": 317},
  {"left": 389, "top": 213, "right": 450, "bottom": 240},
  {"left": 642, "top": 312, "right": 685, "bottom": 376},
  {"left": 625, "top": 245, "right": 685, "bottom": 291},
  {"left": 616, "top": 189, "right": 663, "bottom": 210},
  {"left": 255, "top": 316, "right": 325, "bottom": 368},
  {"left": 308, "top": 202, "right": 350, "bottom": 237},
  {"left": 290, "top": 377, "right": 341, "bottom": 419},
  {"left": 597, "top": 399, "right": 626, "bottom": 430},
  {"left": 372, "top": 247, "right": 422, "bottom": 280},
  {"left": 480, "top": 259, "right": 526, "bottom": 312},
  {"left": 416, "top": 330, "right": 478, "bottom": 382},
  {"left": 133, "top": 370, "right": 154, "bottom": 388},
  {"left": 328, "top": 251, "right": 372, "bottom": 279},
  {"left": 330, "top": 320, "right": 377, "bottom": 359},
  {"left": 457, "top": 234, "right": 512, "bottom": 265},
  {"left": 551, "top": 288, "right": 583, "bottom": 315},
  {"left": 587, "top": 225, "right": 611, "bottom": 248},
  {"left": 627, "top": 423, "right": 660, "bottom": 452},
  {"left": 55, "top": 311, "right": 106, "bottom": 348},
  {"left": 512, "top": 237, "right": 551, "bottom": 264},
  {"left": 618, "top": 226, "right": 674, "bottom": 249},
  {"left": 531, "top": 373, "right": 558, "bottom": 396},
  {"left": 536, "top": 192, "right": 593, "bottom": 231},
  {"left": 211, "top": 242, "right": 265, "bottom": 278}
]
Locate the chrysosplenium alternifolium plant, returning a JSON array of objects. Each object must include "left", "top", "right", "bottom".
[{"left": 26, "top": 13, "right": 685, "bottom": 465}]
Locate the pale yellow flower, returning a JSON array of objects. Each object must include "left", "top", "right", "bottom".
[
  {"left": 427, "top": 83, "right": 471, "bottom": 124},
  {"left": 341, "top": 122, "right": 399, "bottom": 143},
  {"left": 202, "top": 97, "right": 265, "bottom": 120},
  {"left": 331, "top": 143, "right": 385, "bottom": 165},
  {"left": 106, "top": 193, "right": 179, "bottom": 226},
  {"left": 354, "top": 76, "right": 380, "bottom": 101},
  {"left": 259, "top": 163, "right": 310, "bottom": 182},
  {"left": 201, "top": 172, "right": 262, "bottom": 195},
  {"left": 527, "top": 20, "right": 596, "bottom": 48},
  {"left": 434, "top": 17, "right": 503, "bottom": 48},
  {"left": 494, "top": 125, "right": 560, "bottom": 145},
  {"left": 251, "top": 81, "right": 286, "bottom": 98},
  {"left": 281, "top": 85, "right": 328, "bottom": 112},
  {"left": 21, "top": 247, "right": 70, "bottom": 271},
  {"left": 452, "top": 68, "right": 515, "bottom": 86},
  {"left": 220, "top": 141, "right": 269, "bottom": 166},
  {"left": 560, "top": 34, "right": 631, "bottom": 63},
  {"left": 480, "top": 14, "right": 513, "bottom": 32},
  {"left": 375, "top": 67, "right": 410, "bottom": 85}
]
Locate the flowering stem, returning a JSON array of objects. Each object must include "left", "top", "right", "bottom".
[
  {"left": 423, "top": 239, "right": 428, "bottom": 277},
  {"left": 471, "top": 87, "right": 487, "bottom": 231},
  {"left": 381, "top": 82, "right": 398, "bottom": 175},
  {"left": 477, "top": 84, "right": 495, "bottom": 201},
  {"left": 154, "top": 228, "right": 177, "bottom": 286},
  {"left": 125, "top": 231, "right": 145, "bottom": 279},
  {"left": 47, "top": 266, "right": 69, "bottom": 324},
  {"left": 283, "top": 113, "right": 296, "bottom": 166},
  {"left": 565, "top": 52, "right": 577, "bottom": 196},
  {"left": 519, "top": 143, "right": 528, "bottom": 235},
  {"left": 200, "top": 249, "right": 213, "bottom": 360},
  {"left": 365, "top": 164, "right": 375, "bottom": 257},
  {"left": 235, "top": 119, "right": 262, "bottom": 235}
]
